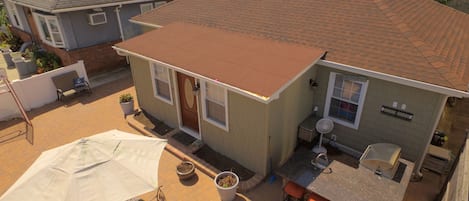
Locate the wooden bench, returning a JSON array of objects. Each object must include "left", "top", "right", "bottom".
[{"left": 51, "top": 71, "right": 91, "bottom": 101}]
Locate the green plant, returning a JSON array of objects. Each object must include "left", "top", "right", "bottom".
[
  {"left": 0, "top": 6, "right": 8, "bottom": 26},
  {"left": 34, "top": 50, "right": 62, "bottom": 73},
  {"left": 119, "top": 93, "right": 133, "bottom": 103},
  {"left": 5, "top": 33, "right": 22, "bottom": 52}
]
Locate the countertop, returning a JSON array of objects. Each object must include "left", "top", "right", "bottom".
[{"left": 276, "top": 150, "right": 414, "bottom": 201}]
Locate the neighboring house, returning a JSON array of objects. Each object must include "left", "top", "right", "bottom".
[
  {"left": 115, "top": 0, "right": 469, "bottom": 177},
  {"left": 447, "top": 0, "right": 469, "bottom": 13},
  {"left": 2, "top": 0, "right": 168, "bottom": 74}
]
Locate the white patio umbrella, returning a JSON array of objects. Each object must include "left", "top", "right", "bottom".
[{"left": 0, "top": 129, "right": 167, "bottom": 201}]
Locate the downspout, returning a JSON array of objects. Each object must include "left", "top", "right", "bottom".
[
  {"left": 114, "top": 5, "right": 125, "bottom": 41},
  {"left": 414, "top": 95, "right": 448, "bottom": 179},
  {"left": 114, "top": 5, "right": 129, "bottom": 64}
]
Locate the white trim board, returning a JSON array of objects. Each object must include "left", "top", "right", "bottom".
[{"left": 318, "top": 60, "right": 469, "bottom": 98}]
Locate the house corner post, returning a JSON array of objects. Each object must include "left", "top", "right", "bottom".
[{"left": 413, "top": 95, "right": 448, "bottom": 180}]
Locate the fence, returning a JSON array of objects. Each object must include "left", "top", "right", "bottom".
[
  {"left": 0, "top": 60, "right": 88, "bottom": 121},
  {"left": 436, "top": 130, "right": 469, "bottom": 201}
]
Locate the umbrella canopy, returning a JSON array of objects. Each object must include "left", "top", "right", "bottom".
[{"left": 0, "top": 129, "right": 167, "bottom": 201}]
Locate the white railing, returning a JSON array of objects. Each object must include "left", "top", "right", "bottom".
[{"left": 0, "top": 60, "right": 89, "bottom": 121}]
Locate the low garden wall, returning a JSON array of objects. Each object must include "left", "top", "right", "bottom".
[{"left": 0, "top": 60, "right": 88, "bottom": 121}]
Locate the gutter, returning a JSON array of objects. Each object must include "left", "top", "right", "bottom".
[
  {"left": 129, "top": 19, "right": 162, "bottom": 28},
  {"left": 113, "top": 46, "right": 271, "bottom": 104},
  {"left": 9, "top": 0, "right": 154, "bottom": 14},
  {"left": 317, "top": 60, "right": 469, "bottom": 98}
]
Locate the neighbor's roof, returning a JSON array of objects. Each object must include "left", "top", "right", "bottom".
[
  {"left": 133, "top": 0, "right": 469, "bottom": 92},
  {"left": 115, "top": 22, "right": 324, "bottom": 100},
  {"left": 9, "top": 0, "right": 153, "bottom": 13}
]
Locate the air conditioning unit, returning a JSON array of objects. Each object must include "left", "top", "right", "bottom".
[{"left": 88, "top": 12, "right": 107, "bottom": 25}]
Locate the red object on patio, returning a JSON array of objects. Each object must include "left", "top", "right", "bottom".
[
  {"left": 307, "top": 192, "right": 329, "bottom": 201},
  {"left": 284, "top": 181, "right": 305, "bottom": 199}
]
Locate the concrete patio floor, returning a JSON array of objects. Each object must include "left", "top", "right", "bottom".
[{"left": 0, "top": 68, "right": 456, "bottom": 201}]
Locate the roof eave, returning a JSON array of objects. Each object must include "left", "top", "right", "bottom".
[
  {"left": 10, "top": 0, "right": 155, "bottom": 13},
  {"left": 113, "top": 46, "right": 272, "bottom": 103},
  {"left": 318, "top": 60, "right": 469, "bottom": 98}
]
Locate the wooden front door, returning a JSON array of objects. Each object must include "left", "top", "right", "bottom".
[{"left": 177, "top": 72, "right": 199, "bottom": 133}]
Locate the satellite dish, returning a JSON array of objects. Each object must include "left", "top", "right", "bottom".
[{"left": 313, "top": 118, "right": 334, "bottom": 154}]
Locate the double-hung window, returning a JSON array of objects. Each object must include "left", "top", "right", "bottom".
[
  {"left": 4, "top": 1, "right": 23, "bottom": 29},
  {"left": 151, "top": 63, "right": 172, "bottom": 104},
  {"left": 33, "top": 13, "right": 65, "bottom": 48},
  {"left": 324, "top": 72, "right": 368, "bottom": 129},
  {"left": 202, "top": 81, "right": 228, "bottom": 130}
]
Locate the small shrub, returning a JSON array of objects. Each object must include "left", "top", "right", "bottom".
[
  {"left": 5, "top": 34, "right": 22, "bottom": 52},
  {"left": 119, "top": 93, "right": 133, "bottom": 103},
  {"left": 34, "top": 50, "right": 62, "bottom": 73}
]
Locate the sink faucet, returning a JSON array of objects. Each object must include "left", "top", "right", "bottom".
[{"left": 314, "top": 152, "right": 329, "bottom": 165}]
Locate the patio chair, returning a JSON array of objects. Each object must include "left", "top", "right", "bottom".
[
  {"left": 51, "top": 71, "right": 91, "bottom": 101},
  {"left": 283, "top": 181, "right": 305, "bottom": 201}
]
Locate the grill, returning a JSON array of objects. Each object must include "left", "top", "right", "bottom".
[{"left": 359, "top": 143, "right": 401, "bottom": 179}]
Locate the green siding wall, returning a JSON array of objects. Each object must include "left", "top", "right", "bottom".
[
  {"left": 313, "top": 65, "right": 445, "bottom": 167},
  {"left": 129, "top": 56, "right": 179, "bottom": 127},
  {"left": 200, "top": 91, "right": 269, "bottom": 175},
  {"left": 267, "top": 67, "right": 317, "bottom": 167}
]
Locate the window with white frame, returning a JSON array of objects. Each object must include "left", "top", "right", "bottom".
[
  {"left": 140, "top": 3, "right": 154, "bottom": 14},
  {"left": 151, "top": 63, "right": 172, "bottom": 103},
  {"left": 202, "top": 81, "right": 228, "bottom": 130},
  {"left": 4, "top": 1, "right": 23, "bottom": 29},
  {"left": 33, "top": 13, "right": 65, "bottom": 48},
  {"left": 324, "top": 72, "right": 368, "bottom": 129}
]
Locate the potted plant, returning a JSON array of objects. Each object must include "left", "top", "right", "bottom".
[
  {"left": 35, "top": 50, "right": 62, "bottom": 74},
  {"left": 119, "top": 93, "right": 134, "bottom": 115},
  {"left": 12, "top": 48, "right": 36, "bottom": 79},
  {"left": 214, "top": 171, "right": 239, "bottom": 201},
  {"left": 1, "top": 33, "right": 23, "bottom": 67},
  {"left": 176, "top": 160, "right": 196, "bottom": 180}
]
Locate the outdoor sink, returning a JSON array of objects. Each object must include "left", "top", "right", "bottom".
[
  {"left": 311, "top": 159, "right": 329, "bottom": 170},
  {"left": 311, "top": 153, "right": 329, "bottom": 170}
]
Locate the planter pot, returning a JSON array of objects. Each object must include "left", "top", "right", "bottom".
[
  {"left": 13, "top": 57, "right": 37, "bottom": 79},
  {"left": 214, "top": 171, "right": 239, "bottom": 201},
  {"left": 120, "top": 100, "right": 134, "bottom": 115},
  {"left": 176, "top": 161, "right": 196, "bottom": 180},
  {"left": 1, "top": 49, "right": 14, "bottom": 68}
]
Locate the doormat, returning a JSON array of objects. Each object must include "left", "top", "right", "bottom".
[
  {"left": 134, "top": 110, "right": 173, "bottom": 136},
  {"left": 194, "top": 145, "right": 255, "bottom": 181},
  {"left": 172, "top": 131, "right": 197, "bottom": 146}
]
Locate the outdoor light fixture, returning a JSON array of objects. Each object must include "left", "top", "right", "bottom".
[{"left": 309, "top": 79, "right": 318, "bottom": 89}]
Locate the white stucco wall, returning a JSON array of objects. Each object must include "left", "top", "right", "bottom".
[{"left": 0, "top": 61, "right": 88, "bottom": 121}]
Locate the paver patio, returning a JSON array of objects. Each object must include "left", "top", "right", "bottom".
[
  {"left": 0, "top": 68, "right": 460, "bottom": 201},
  {"left": 0, "top": 75, "right": 236, "bottom": 201}
]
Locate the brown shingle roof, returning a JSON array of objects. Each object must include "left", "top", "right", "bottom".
[
  {"left": 133, "top": 0, "right": 469, "bottom": 92},
  {"left": 115, "top": 22, "right": 324, "bottom": 98}
]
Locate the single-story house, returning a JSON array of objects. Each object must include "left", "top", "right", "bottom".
[
  {"left": 114, "top": 0, "right": 469, "bottom": 177},
  {"left": 2, "top": 0, "right": 168, "bottom": 74}
]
